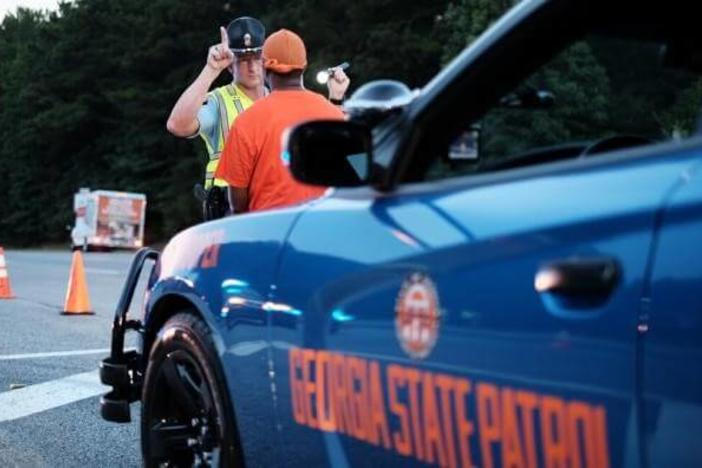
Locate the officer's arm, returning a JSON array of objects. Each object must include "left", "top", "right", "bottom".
[
  {"left": 228, "top": 186, "right": 249, "bottom": 214},
  {"left": 167, "top": 27, "right": 233, "bottom": 137},
  {"left": 166, "top": 66, "right": 221, "bottom": 137}
]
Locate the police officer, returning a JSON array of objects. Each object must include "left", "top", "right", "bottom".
[
  {"left": 167, "top": 17, "right": 266, "bottom": 220},
  {"left": 167, "top": 17, "right": 350, "bottom": 221}
]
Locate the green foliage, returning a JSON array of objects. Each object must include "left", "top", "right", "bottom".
[
  {"left": 2, "top": 0, "right": 699, "bottom": 246},
  {"left": 440, "top": 0, "right": 514, "bottom": 64},
  {"left": 259, "top": 0, "right": 448, "bottom": 89},
  {"left": 660, "top": 78, "right": 702, "bottom": 138},
  {"left": 437, "top": 1, "right": 612, "bottom": 162},
  {"left": 481, "top": 42, "right": 612, "bottom": 159},
  {"left": 0, "top": 0, "right": 449, "bottom": 246},
  {"left": 436, "top": 0, "right": 701, "bottom": 172}
]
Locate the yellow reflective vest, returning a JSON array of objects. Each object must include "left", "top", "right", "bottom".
[{"left": 200, "top": 83, "right": 254, "bottom": 189}]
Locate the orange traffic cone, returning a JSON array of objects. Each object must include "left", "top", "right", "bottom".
[
  {"left": 0, "top": 247, "right": 15, "bottom": 299},
  {"left": 61, "top": 250, "right": 94, "bottom": 315}
]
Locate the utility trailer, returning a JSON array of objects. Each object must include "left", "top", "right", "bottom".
[{"left": 71, "top": 188, "right": 146, "bottom": 250}]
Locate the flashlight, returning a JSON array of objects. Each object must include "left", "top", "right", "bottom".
[{"left": 316, "top": 61, "right": 350, "bottom": 85}]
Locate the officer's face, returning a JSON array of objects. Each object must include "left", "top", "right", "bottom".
[{"left": 233, "top": 52, "right": 264, "bottom": 90}]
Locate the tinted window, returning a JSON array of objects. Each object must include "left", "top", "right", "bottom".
[{"left": 425, "top": 36, "right": 702, "bottom": 181}]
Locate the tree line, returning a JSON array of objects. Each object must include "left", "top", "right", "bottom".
[
  {"left": 2, "top": 0, "right": 699, "bottom": 246},
  {"left": 0, "top": 0, "right": 456, "bottom": 246}
]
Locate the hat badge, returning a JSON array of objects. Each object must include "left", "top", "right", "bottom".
[{"left": 244, "top": 33, "right": 252, "bottom": 47}]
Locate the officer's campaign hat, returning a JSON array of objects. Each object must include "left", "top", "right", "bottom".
[{"left": 226, "top": 16, "right": 265, "bottom": 54}]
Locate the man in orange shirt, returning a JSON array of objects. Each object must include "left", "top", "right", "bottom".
[{"left": 214, "top": 29, "right": 345, "bottom": 213}]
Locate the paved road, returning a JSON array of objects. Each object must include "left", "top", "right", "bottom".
[{"left": 0, "top": 250, "right": 150, "bottom": 466}]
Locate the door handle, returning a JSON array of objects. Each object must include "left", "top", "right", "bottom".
[{"left": 535, "top": 257, "right": 619, "bottom": 297}]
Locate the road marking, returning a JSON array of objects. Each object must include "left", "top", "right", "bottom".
[
  {"left": 0, "top": 370, "right": 106, "bottom": 422},
  {"left": 84, "top": 267, "right": 123, "bottom": 276},
  {"left": 0, "top": 348, "right": 111, "bottom": 361}
]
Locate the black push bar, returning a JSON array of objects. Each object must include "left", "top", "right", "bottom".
[
  {"left": 110, "top": 247, "right": 160, "bottom": 358},
  {"left": 100, "top": 247, "right": 159, "bottom": 423}
]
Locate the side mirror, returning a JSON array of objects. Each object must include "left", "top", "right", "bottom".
[{"left": 287, "top": 120, "right": 373, "bottom": 187}]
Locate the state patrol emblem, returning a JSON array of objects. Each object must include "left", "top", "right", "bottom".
[
  {"left": 395, "top": 273, "right": 441, "bottom": 359},
  {"left": 244, "top": 33, "right": 252, "bottom": 47}
]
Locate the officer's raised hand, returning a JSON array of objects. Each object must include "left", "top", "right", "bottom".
[{"left": 207, "top": 27, "right": 235, "bottom": 72}]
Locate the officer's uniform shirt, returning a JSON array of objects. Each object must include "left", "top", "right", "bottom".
[{"left": 190, "top": 94, "right": 223, "bottom": 146}]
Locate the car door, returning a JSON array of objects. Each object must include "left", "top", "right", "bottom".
[
  {"left": 267, "top": 3, "right": 702, "bottom": 465},
  {"left": 642, "top": 157, "right": 702, "bottom": 467},
  {"left": 269, "top": 148, "right": 694, "bottom": 468}
]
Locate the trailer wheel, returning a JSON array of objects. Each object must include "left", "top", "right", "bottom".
[{"left": 141, "top": 312, "right": 243, "bottom": 467}]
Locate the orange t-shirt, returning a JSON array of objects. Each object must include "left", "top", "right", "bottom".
[{"left": 215, "top": 89, "right": 344, "bottom": 212}]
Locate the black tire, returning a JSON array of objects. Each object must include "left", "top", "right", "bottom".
[{"left": 141, "top": 312, "right": 243, "bottom": 467}]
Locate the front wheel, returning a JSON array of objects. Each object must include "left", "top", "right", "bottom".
[{"left": 141, "top": 312, "right": 243, "bottom": 467}]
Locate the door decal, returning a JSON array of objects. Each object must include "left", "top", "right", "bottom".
[
  {"left": 288, "top": 348, "right": 610, "bottom": 468},
  {"left": 395, "top": 273, "right": 441, "bottom": 359}
]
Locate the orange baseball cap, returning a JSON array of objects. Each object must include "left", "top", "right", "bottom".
[{"left": 263, "top": 29, "right": 307, "bottom": 73}]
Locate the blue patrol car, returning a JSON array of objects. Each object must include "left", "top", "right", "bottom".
[{"left": 101, "top": 0, "right": 702, "bottom": 466}]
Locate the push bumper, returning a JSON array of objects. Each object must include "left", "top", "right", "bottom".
[{"left": 99, "top": 247, "right": 159, "bottom": 423}]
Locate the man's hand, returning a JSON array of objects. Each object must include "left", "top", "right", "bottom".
[
  {"left": 228, "top": 186, "right": 249, "bottom": 215},
  {"left": 328, "top": 67, "right": 350, "bottom": 101},
  {"left": 207, "top": 26, "right": 235, "bottom": 72}
]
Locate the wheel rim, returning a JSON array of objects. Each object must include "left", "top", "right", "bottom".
[{"left": 146, "top": 349, "right": 222, "bottom": 467}]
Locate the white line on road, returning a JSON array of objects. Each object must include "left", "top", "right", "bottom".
[
  {"left": 0, "top": 348, "right": 111, "bottom": 361},
  {"left": 85, "top": 267, "right": 123, "bottom": 275},
  {"left": 0, "top": 370, "right": 106, "bottom": 422}
]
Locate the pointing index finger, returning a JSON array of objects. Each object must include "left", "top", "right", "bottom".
[{"left": 220, "top": 26, "right": 229, "bottom": 49}]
